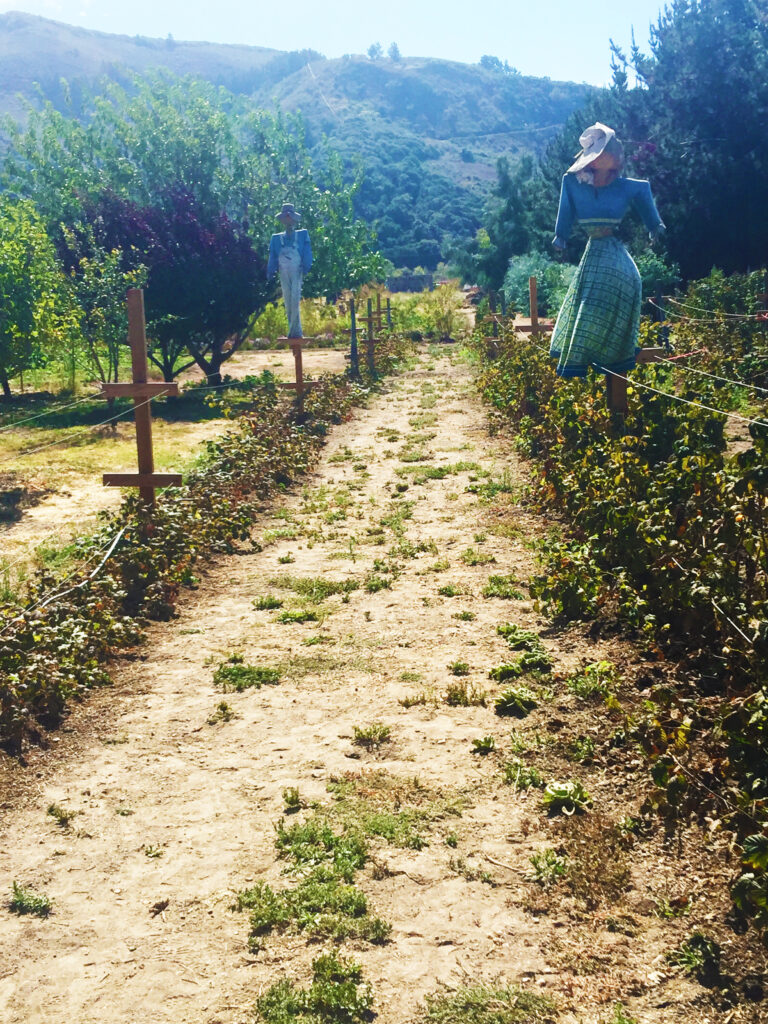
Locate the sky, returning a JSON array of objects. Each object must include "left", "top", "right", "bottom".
[{"left": 0, "top": 0, "right": 667, "bottom": 85}]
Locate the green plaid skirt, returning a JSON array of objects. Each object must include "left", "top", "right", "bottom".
[{"left": 549, "top": 236, "right": 641, "bottom": 378}]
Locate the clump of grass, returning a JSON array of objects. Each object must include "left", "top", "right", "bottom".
[
  {"left": 542, "top": 780, "right": 592, "bottom": 815},
  {"left": 144, "top": 845, "right": 164, "bottom": 858},
  {"left": 207, "top": 700, "right": 237, "bottom": 724},
  {"left": 445, "top": 832, "right": 459, "bottom": 848},
  {"left": 255, "top": 948, "right": 374, "bottom": 1023},
  {"left": 47, "top": 803, "right": 77, "bottom": 828},
  {"left": 471, "top": 735, "right": 496, "bottom": 755},
  {"left": 364, "top": 574, "right": 391, "bottom": 593},
  {"left": 399, "top": 691, "right": 438, "bottom": 708},
  {"left": 283, "top": 787, "right": 302, "bottom": 814},
  {"left": 460, "top": 547, "right": 496, "bottom": 566},
  {"left": 494, "top": 685, "right": 539, "bottom": 717},
  {"left": 464, "top": 469, "right": 517, "bottom": 500},
  {"left": 213, "top": 656, "right": 281, "bottom": 691},
  {"left": 482, "top": 575, "right": 525, "bottom": 600},
  {"left": 427, "top": 558, "right": 450, "bottom": 573},
  {"left": 566, "top": 660, "right": 620, "bottom": 700},
  {"left": 399, "top": 670, "right": 422, "bottom": 683},
  {"left": 421, "top": 983, "right": 555, "bottom": 1022},
  {"left": 269, "top": 574, "right": 360, "bottom": 604},
  {"left": 445, "top": 680, "right": 486, "bottom": 707},
  {"left": 277, "top": 553, "right": 295, "bottom": 564},
  {"left": 277, "top": 608, "right": 319, "bottom": 624},
  {"left": 502, "top": 759, "right": 544, "bottom": 790},
  {"left": 528, "top": 848, "right": 569, "bottom": 888},
  {"left": 448, "top": 660, "right": 470, "bottom": 676},
  {"left": 352, "top": 723, "right": 391, "bottom": 749},
  {"left": 568, "top": 735, "right": 595, "bottom": 764},
  {"left": 453, "top": 610, "right": 476, "bottom": 621},
  {"left": 449, "top": 856, "right": 496, "bottom": 886},
  {"left": 438, "top": 583, "right": 462, "bottom": 597},
  {"left": 275, "top": 817, "right": 368, "bottom": 880},
  {"left": 115, "top": 807, "right": 134, "bottom": 816},
  {"left": 254, "top": 595, "right": 283, "bottom": 610},
  {"left": 509, "top": 729, "right": 547, "bottom": 755},
  {"left": 9, "top": 881, "right": 52, "bottom": 917},
  {"left": 666, "top": 931, "right": 721, "bottom": 985}
]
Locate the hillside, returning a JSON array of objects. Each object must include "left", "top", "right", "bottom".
[{"left": 0, "top": 12, "right": 594, "bottom": 267}]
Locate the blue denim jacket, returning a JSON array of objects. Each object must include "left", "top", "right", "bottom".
[
  {"left": 267, "top": 229, "right": 313, "bottom": 278},
  {"left": 553, "top": 174, "right": 665, "bottom": 249}
]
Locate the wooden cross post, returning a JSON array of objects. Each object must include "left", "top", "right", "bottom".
[
  {"left": 366, "top": 298, "right": 377, "bottom": 376},
  {"left": 289, "top": 338, "right": 306, "bottom": 415},
  {"left": 102, "top": 288, "right": 182, "bottom": 507},
  {"left": 349, "top": 297, "right": 360, "bottom": 378},
  {"left": 489, "top": 291, "right": 499, "bottom": 339},
  {"left": 529, "top": 277, "right": 539, "bottom": 334},
  {"left": 376, "top": 292, "right": 383, "bottom": 331},
  {"left": 386, "top": 297, "right": 392, "bottom": 330}
]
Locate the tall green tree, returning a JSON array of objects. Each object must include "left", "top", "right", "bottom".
[{"left": 0, "top": 198, "right": 71, "bottom": 398}]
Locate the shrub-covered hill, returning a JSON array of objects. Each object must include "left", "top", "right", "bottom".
[{"left": 0, "top": 11, "right": 594, "bottom": 268}]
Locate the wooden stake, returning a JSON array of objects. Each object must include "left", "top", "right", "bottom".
[
  {"left": 366, "top": 298, "right": 376, "bottom": 376},
  {"left": 386, "top": 297, "right": 392, "bottom": 330},
  {"left": 489, "top": 291, "right": 498, "bottom": 339},
  {"left": 102, "top": 288, "right": 181, "bottom": 506},
  {"left": 529, "top": 277, "right": 539, "bottom": 334},
  {"left": 349, "top": 297, "right": 360, "bottom": 377}
]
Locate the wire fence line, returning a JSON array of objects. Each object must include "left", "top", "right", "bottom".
[{"left": 656, "top": 357, "right": 768, "bottom": 396}]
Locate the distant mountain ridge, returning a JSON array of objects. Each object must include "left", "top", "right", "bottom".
[{"left": 0, "top": 11, "right": 594, "bottom": 268}]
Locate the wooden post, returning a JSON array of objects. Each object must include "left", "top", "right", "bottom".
[
  {"left": 349, "top": 297, "right": 360, "bottom": 377},
  {"left": 386, "top": 297, "right": 392, "bottom": 330},
  {"left": 102, "top": 289, "right": 182, "bottom": 506},
  {"left": 500, "top": 291, "right": 507, "bottom": 318},
  {"left": 529, "top": 277, "right": 539, "bottom": 334},
  {"left": 366, "top": 298, "right": 376, "bottom": 376},
  {"left": 290, "top": 339, "right": 305, "bottom": 415},
  {"left": 489, "top": 291, "right": 498, "bottom": 339},
  {"left": 376, "top": 291, "right": 382, "bottom": 330}
]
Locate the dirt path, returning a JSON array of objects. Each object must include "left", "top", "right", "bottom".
[{"left": 0, "top": 352, "right": 759, "bottom": 1024}]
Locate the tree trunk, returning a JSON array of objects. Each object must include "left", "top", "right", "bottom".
[{"left": 0, "top": 367, "right": 12, "bottom": 399}]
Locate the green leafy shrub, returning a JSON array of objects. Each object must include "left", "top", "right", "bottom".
[
  {"left": 494, "top": 686, "right": 539, "bottom": 717},
  {"left": 213, "top": 657, "right": 280, "bottom": 691},
  {"left": 542, "top": 780, "right": 592, "bottom": 815},
  {"left": 255, "top": 948, "right": 374, "bottom": 1023}
]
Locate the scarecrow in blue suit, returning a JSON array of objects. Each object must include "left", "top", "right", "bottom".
[{"left": 267, "top": 203, "right": 313, "bottom": 338}]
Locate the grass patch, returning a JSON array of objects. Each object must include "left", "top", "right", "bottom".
[
  {"left": 419, "top": 983, "right": 555, "bottom": 1023},
  {"left": 236, "top": 869, "right": 390, "bottom": 949},
  {"left": 399, "top": 670, "right": 422, "bottom": 683},
  {"left": 352, "top": 723, "right": 391, "bottom": 749},
  {"left": 528, "top": 848, "right": 569, "bottom": 887},
  {"left": 445, "top": 680, "right": 486, "bottom": 707},
  {"left": 364, "top": 573, "right": 391, "bottom": 593},
  {"left": 461, "top": 547, "right": 496, "bottom": 567},
  {"left": 9, "top": 881, "right": 52, "bottom": 917},
  {"left": 213, "top": 655, "right": 281, "bottom": 691},
  {"left": 565, "top": 661, "right": 619, "bottom": 700},
  {"left": 448, "top": 660, "right": 470, "bottom": 676},
  {"left": 438, "top": 583, "right": 462, "bottom": 597},
  {"left": 453, "top": 610, "right": 476, "bottom": 621},
  {"left": 277, "top": 608, "right": 319, "bottom": 624},
  {"left": 255, "top": 949, "right": 373, "bottom": 1024},
  {"left": 269, "top": 574, "right": 359, "bottom": 604},
  {"left": 207, "top": 700, "right": 237, "bottom": 724},
  {"left": 483, "top": 575, "right": 525, "bottom": 600},
  {"left": 254, "top": 595, "right": 283, "bottom": 610},
  {"left": 47, "top": 803, "right": 77, "bottom": 828},
  {"left": 471, "top": 736, "right": 496, "bottom": 755},
  {"left": 503, "top": 759, "right": 544, "bottom": 790}
]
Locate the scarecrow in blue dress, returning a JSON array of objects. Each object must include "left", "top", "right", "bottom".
[
  {"left": 267, "top": 203, "right": 313, "bottom": 339},
  {"left": 549, "top": 123, "right": 665, "bottom": 378}
]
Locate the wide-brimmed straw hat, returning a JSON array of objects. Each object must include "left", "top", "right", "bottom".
[
  {"left": 567, "top": 123, "right": 619, "bottom": 174},
  {"left": 276, "top": 202, "right": 301, "bottom": 223}
]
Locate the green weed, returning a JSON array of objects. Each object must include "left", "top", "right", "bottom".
[
  {"left": 471, "top": 736, "right": 496, "bottom": 755},
  {"left": 254, "top": 595, "right": 283, "bottom": 610},
  {"left": 453, "top": 610, "right": 476, "bottom": 621},
  {"left": 283, "top": 787, "right": 302, "bottom": 814},
  {"left": 528, "top": 848, "right": 569, "bottom": 887},
  {"left": 438, "top": 584, "right": 462, "bottom": 597},
  {"left": 207, "top": 700, "right": 236, "bottom": 724},
  {"left": 502, "top": 759, "right": 544, "bottom": 790},
  {"left": 461, "top": 547, "right": 496, "bottom": 566},
  {"left": 420, "top": 983, "right": 555, "bottom": 1022},
  {"left": 270, "top": 574, "right": 359, "bottom": 603},
  {"left": 255, "top": 948, "right": 373, "bottom": 1024},
  {"left": 277, "top": 609, "right": 319, "bottom": 624},
  {"left": 9, "top": 881, "right": 52, "bottom": 917},
  {"left": 47, "top": 803, "right": 77, "bottom": 828},
  {"left": 364, "top": 574, "right": 391, "bottom": 593},
  {"left": 482, "top": 575, "right": 525, "bottom": 600},
  {"left": 448, "top": 660, "right": 470, "bottom": 676},
  {"left": 213, "top": 657, "right": 281, "bottom": 691},
  {"left": 568, "top": 735, "right": 596, "bottom": 764},
  {"left": 445, "top": 680, "right": 486, "bottom": 707},
  {"left": 352, "top": 723, "right": 391, "bottom": 749},
  {"left": 565, "top": 661, "right": 619, "bottom": 700},
  {"left": 666, "top": 931, "right": 721, "bottom": 985}
]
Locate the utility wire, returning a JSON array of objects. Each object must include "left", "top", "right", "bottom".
[
  {"left": 656, "top": 357, "right": 768, "bottom": 396},
  {"left": 0, "top": 393, "right": 100, "bottom": 434}
]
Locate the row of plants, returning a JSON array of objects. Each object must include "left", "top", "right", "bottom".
[
  {"left": 0, "top": 336, "right": 412, "bottom": 751},
  {"left": 471, "top": 279, "right": 768, "bottom": 939}
]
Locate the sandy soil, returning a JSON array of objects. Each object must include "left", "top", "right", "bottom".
[{"left": 0, "top": 352, "right": 763, "bottom": 1024}]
